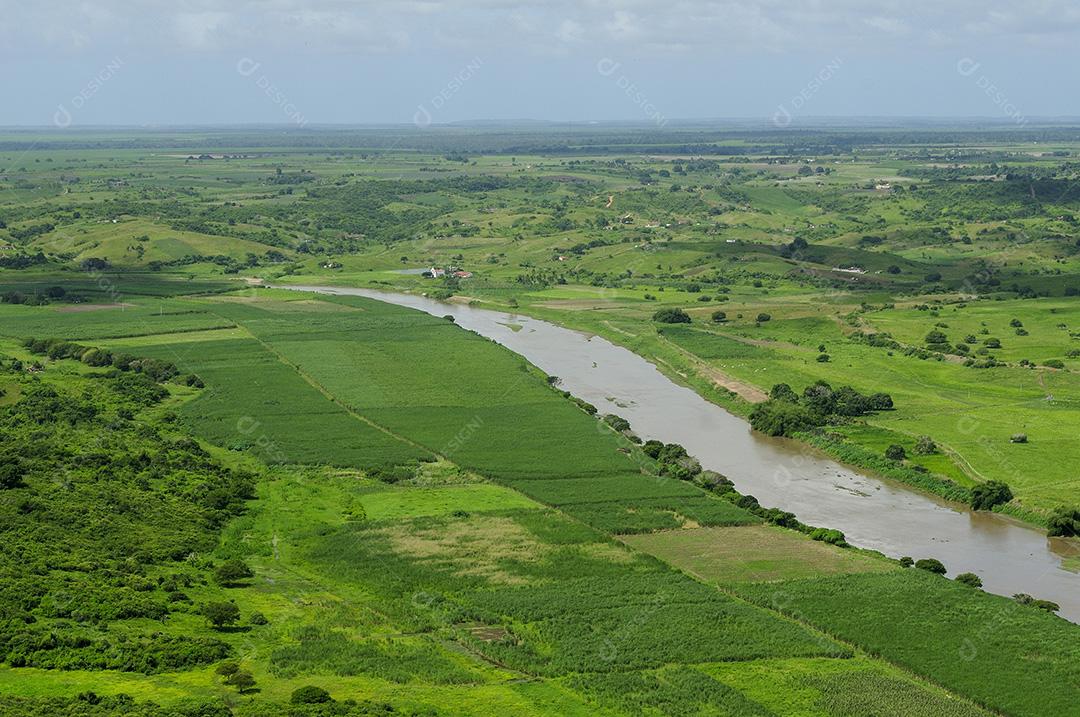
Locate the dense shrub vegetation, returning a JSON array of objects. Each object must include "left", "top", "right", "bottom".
[
  {"left": 749, "top": 381, "right": 893, "bottom": 437},
  {"left": 0, "top": 366, "right": 251, "bottom": 673}
]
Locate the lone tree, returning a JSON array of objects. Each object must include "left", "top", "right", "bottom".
[
  {"left": 914, "top": 435, "right": 937, "bottom": 455},
  {"left": 652, "top": 307, "right": 691, "bottom": 324},
  {"left": 711, "top": 310, "right": 727, "bottom": 323},
  {"left": 228, "top": 670, "right": 256, "bottom": 693},
  {"left": 215, "top": 661, "right": 240, "bottom": 680},
  {"left": 925, "top": 329, "right": 948, "bottom": 346},
  {"left": 970, "top": 481, "right": 1013, "bottom": 511},
  {"left": 214, "top": 559, "right": 254, "bottom": 586},
  {"left": 915, "top": 558, "right": 947, "bottom": 575},
  {"left": 955, "top": 572, "right": 983, "bottom": 588},
  {"left": 200, "top": 601, "right": 241, "bottom": 629},
  {"left": 291, "top": 686, "right": 333, "bottom": 705},
  {"left": 885, "top": 444, "right": 906, "bottom": 461}
]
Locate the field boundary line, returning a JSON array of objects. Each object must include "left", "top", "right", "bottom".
[{"left": 217, "top": 314, "right": 440, "bottom": 459}]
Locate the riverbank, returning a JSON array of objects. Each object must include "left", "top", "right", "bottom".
[{"left": 279, "top": 284, "right": 1080, "bottom": 623}]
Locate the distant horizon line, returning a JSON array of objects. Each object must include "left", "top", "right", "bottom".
[{"left": 3, "top": 116, "right": 1080, "bottom": 132}]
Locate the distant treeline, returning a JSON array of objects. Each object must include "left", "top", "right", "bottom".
[{"left": 3, "top": 124, "right": 1079, "bottom": 155}]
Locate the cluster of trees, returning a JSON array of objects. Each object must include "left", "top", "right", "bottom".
[
  {"left": 642, "top": 439, "right": 704, "bottom": 481},
  {"left": 652, "top": 307, "right": 691, "bottom": 324},
  {"left": 0, "top": 692, "right": 234, "bottom": 716},
  {"left": 7, "top": 222, "right": 55, "bottom": 241},
  {"left": 749, "top": 381, "right": 893, "bottom": 437},
  {"left": 1, "top": 285, "right": 79, "bottom": 306},
  {"left": 926, "top": 328, "right": 1007, "bottom": 358},
  {"left": 970, "top": 481, "right": 1014, "bottom": 511},
  {"left": 22, "top": 337, "right": 197, "bottom": 385},
  {"left": 1013, "top": 593, "right": 1061, "bottom": 613},
  {"left": 214, "top": 660, "right": 256, "bottom": 693},
  {"left": 147, "top": 251, "right": 288, "bottom": 274},
  {"left": 0, "top": 689, "right": 410, "bottom": 715},
  {"left": 0, "top": 251, "right": 49, "bottom": 270},
  {"left": 899, "top": 556, "right": 947, "bottom": 574},
  {"left": 0, "top": 628, "right": 230, "bottom": 673}
]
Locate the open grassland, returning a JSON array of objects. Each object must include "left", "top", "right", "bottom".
[{"left": 622, "top": 525, "right": 895, "bottom": 583}]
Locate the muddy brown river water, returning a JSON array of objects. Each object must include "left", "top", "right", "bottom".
[{"left": 286, "top": 285, "right": 1080, "bottom": 623}]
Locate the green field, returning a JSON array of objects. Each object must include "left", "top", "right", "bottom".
[
  {"left": 622, "top": 525, "right": 895, "bottom": 583},
  {"left": 2, "top": 126, "right": 1080, "bottom": 715}
]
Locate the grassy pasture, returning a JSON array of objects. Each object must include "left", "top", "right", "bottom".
[
  {"left": 307, "top": 507, "right": 845, "bottom": 674},
  {"left": 622, "top": 525, "right": 895, "bottom": 584}
]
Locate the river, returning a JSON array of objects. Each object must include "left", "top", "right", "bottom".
[{"left": 285, "top": 284, "right": 1080, "bottom": 622}]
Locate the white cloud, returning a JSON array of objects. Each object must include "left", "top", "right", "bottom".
[
  {"left": 172, "top": 11, "right": 229, "bottom": 49},
  {"left": 2, "top": 0, "right": 1079, "bottom": 57},
  {"left": 864, "top": 16, "right": 910, "bottom": 36},
  {"left": 555, "top": 18, "right": 585, "bottom": 43},
  {"left": 605, "top": 10, "right": 643, "bottom": 40}
]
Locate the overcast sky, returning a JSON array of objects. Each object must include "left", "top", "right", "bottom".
[{"left": 3, "top": 1, "right": 1078, "bottom": 127}]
